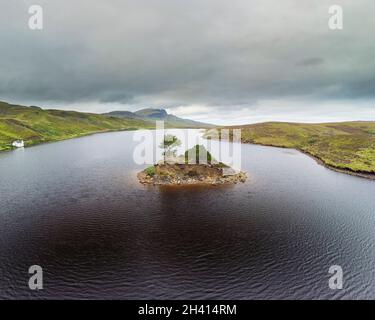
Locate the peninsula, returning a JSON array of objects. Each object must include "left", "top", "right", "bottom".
[{"left": 207, "top": 122, "right": 375, "bottom": 179}]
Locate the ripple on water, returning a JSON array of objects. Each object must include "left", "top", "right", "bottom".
[{"left": 1, "top": 130, "right": 375, "bottom": 299}]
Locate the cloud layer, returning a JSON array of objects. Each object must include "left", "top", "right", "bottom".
[{"left": 1, "top": 0, "right": 375, "bottom": 123}]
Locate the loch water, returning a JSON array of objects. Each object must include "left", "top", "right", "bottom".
[{"left": 1, "top": 130, "right": 375, "bottom": 299}]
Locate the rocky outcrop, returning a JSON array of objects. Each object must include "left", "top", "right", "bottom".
[{"left": 137, "top": 163, "right": 247, "bottom": 186}]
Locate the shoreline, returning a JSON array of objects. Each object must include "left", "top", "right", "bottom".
[
  {"left": 2, "top": 128, "right": 374, "bottom": 181},
  {"left": 244, "top": 141, "right": 375, "bottom": 181},
  {"left": 201, "top": 132, "right": 375, "bottom": 181},
  {"left": 137, "top": 163, "right": 247, "bottom": 186},
  {"left": 301, "top": 148, "right": 375, "bottom": 181},
  {"left": 0, "top": 126, "right": 204, "bottom": 153},
  {"left": 0, "top": 127, "right": 144, "bottom": 153}
]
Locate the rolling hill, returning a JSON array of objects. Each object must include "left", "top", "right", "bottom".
[
  {"left": 210, "top": 122, "right": 375, "bottom": 177},
  {"left": 0, "top": 102, "right": 214, "bottom": 151},
  {"left": 0, "top": 101, "right": 154, "bottom": 151}
]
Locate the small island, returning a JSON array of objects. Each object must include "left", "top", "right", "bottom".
[{"left": 138, "top": 135, "right": 247, "bottom": 186}]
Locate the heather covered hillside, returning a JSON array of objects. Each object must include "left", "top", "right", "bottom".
[
  {"left": 0, "top": 101, "right": 152, "bottom": 151},
  {"left": 212, "top": 121, "right": 375, "bottom": 175}
]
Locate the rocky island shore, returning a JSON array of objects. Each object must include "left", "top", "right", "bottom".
[
  {"left": 137, "top": 142, "right": 247, "bottom": 186},
  {"left": 138, "top": 163, "right": 247, "bottom": 185}
]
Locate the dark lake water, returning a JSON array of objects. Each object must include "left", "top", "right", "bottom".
[{"left": 1, "top": 130, "right": 375, "bottom": 299}]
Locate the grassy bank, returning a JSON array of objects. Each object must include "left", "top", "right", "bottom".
[
  {"left": 209, "top": 121, "right": 375, "bottom": 176},
  {"left": 0, "top": 101, "right": 155, "bottom": 151}
]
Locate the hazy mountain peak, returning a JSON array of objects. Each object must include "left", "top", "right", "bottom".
[
  {"left": 104, "top": 107, "right": 214, "bottom": 128},
  {"left": 134, "top": 108, "right": 168, "bottom": 119}
]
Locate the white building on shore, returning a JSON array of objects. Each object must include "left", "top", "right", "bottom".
[{"left": 12, "top": 140, "right": 25, "bottom": 148}]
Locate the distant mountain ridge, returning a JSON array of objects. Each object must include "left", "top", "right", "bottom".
[
  {"left": 0, "top": 101, "right": 214, "bottom": 151},
  {"left": 104, "top": 108, "right": 214, "bottom": 128},
  {"left": 134, "top": 108, "right": 168, "bottom": 119}
]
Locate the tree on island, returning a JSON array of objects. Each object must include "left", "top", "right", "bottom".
[
  {"left": 184, "top": 145, "right": 213, "bottom": 164},
  {"left": 160, "top": 134, "right": 181, "bottom": 162}
]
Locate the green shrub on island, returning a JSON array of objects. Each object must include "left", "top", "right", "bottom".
[
  {"left": 184, "top": 145, "right": 213, "bottom": 164},
  {"left": 216, "top": 162, "right": 229, "bottom": 168},
  {"left": 160, "top": 134, "right": 181, "bottom": 160},
  {"left": 145, "top": 166, "right": 156, "bottom": 177}
]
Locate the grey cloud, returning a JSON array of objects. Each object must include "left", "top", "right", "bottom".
[
  {"left": 297, "top": 57, "right": 324, "bottom": 67},
  {"left": 0, "top": 0, "right": 375, "bottom": 121}
]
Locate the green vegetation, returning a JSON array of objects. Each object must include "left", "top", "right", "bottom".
[
  {"left": 0, "top": 100, "right": 214, "bottom": 152},
  {"left": 0, "top": 101, "right": 154, "bottom": 151},
  {"left": 183, "top": 144, "right": 229, "bottom": 167},
  {"left": 145, "top": 166, "right": 156, "bottom": 177},
  {"left": 160, "top": 134, "right": 181, "bottom": 159},
  {"left": 213, "top": 122, "right": 375, "bottom": 175},
  {"left": 184, "top": 144, "right": 213, "bottom": 164}
]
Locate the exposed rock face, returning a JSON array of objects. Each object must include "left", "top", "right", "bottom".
[{"left": 137, "top": 163, "right": 247, "bottom": 185}]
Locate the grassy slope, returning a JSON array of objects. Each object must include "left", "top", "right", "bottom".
[
  {"left": 0, "top": 101, "right": 153, "bottom": 151},
  {"left": 219, "top": 122, "right": 375, "bottom": 175}
]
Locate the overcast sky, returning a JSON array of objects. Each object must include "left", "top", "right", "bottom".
[{"left": 1, "top": 0, "right": 375, "bottom": 124}]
